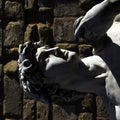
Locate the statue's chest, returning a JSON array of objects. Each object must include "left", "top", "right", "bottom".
[{"left": 105, "top": 70, "right": 120, "bottom": 105}]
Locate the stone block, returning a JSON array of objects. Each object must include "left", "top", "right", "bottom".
[
  {"left": 8, "top": 47, "right": 18, "bottom": 60},
  {"left": 37, "top": 101, "right": 48, "bottom": 120},
  {"left": 2, "top": 47, "right": 18, "bottom": 65},
  {"left": 79, "top": 44, "right": 93, "bottom": 58},
  {"left": 54, "top": 0, "right": 82, "bottom": 17},
  {"left": 53, "top": 104, "right": 77, "bottom": 120},
  {"left": 0, "top": 64, "right": 2, "bottom": 77},
  {"left": 0, "top": 0, "right": 2, "bottom": 9},
  {"left": 24, "top": 24, "right": 39, "bottom": 42},
  {"left": 96, "top": 96, "right": 110, "bottom": 119},
  {"left": 23, "top": 91, "right": 34, "bottom": 100},
  {"left": 38, "top": 0, "right": 54, "bottom": 8},
  {"left": 54, "top": 18, "right": 76, "bottom": 43},
  {"left": 0, "top": 64, "right": 3, "bottom": 119},
  {"left": 4, "top": 21, "right": 23, "bottom": 47},
  {"left": 24, "top": 23, "right": 55, "bottom": 46},
  {"left": 4, "top": 60, "right": 18, "bottom": 75},
  {"left": 56, "top": 43, "right": 79, "bottom": 53},
  {"left": 5, "top": 119, "right": 20, "bottom": 120},
  {"left": 81, "top": 93, "right": 96, "bottom": 113},
  {"left": 4, "top": 1, "right": 23, "bottom": 19},
  {"left": 37, "top": 23, "right": 55, "bottom": 46},
  {"left": 96, "top": 118, "right": 110, "bottom": 120},
  {"left": 0, "top": 28, "right": 2, "bottom": 58},
  {"left": 38, "top": 7, "right": 53, "bottom": 25},
  {"left": 0, "top": 0, "right": 2, "bottom": 21},
  {"left": 3, "top": 75, "right": 22, "bottom": 118},
  {"left": 78, "top": 112, "right": 93, "bottom": 120},
  {"left": 24, "top": 0, "right": 36, "bottom": 9},
  {"left": 23, "top": 100, "right": 36, "bottom": 120}
]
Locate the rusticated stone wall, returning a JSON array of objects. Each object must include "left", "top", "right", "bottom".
[{"left": 1, "top": 0, "right": 119, "bottom": 120}]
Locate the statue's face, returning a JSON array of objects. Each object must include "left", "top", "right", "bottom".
[
  {"left": 18, "top": 42, "right": 80, "bottom": 97},
  {"left": 36, "top": 46, "right": 80, "bottom": 78},
  {"left": 18, "top": 42, "right": 83, "bottom": 102}
]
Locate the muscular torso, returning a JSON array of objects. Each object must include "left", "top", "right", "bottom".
[{"left": 82, "top": 55, "right": 120, "bottom": 106}]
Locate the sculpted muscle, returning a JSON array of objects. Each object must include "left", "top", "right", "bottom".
[{"left": 18, "top": 0, "right": 120, "bottom": 119}]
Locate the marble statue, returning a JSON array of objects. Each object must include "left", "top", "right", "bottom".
[{"left": 18, "top": 0, "right": 120, "bottom": 119}]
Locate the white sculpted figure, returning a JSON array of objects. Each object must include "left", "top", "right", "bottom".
[{"left": 18, "top": 0, "right": 120, "bottom": 119}]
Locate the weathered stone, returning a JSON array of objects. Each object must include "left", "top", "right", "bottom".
[
  {"left": 3, "top": 75, "right": 22, "bottom": 118},
  {"left": 39, "top": 7, "right": 52, "bottom": 12},
  {"left": 37, "top": 101, "right": 48, "bottom": 120},
  {"left": 2, "top": 47, "right": 19, "bottom": 65},
  {"left": 96, "top": 118, "right": 110, "bottom": 120},
  {"left": 37, "top": 23, "right": 55, "bottom": 46},
  {"left": 0, "top": 0, "right": 2, "bottom": 8},
  {"left": 4, "top": 21, "right": 23, "bottom": 47},
  {"left": 0, "top": 1, "right": 2, "bottom": 25},
  {"left": 5, "top": 1, "right": 23, "bottom": 19},
  {"left": 81, "top": 93, "right": 96, "bottom": 112},
  {"left": 0, "top": 64, "right": 2, "bottom": 77},
  {"left": 56, "top": 43, "right": 79, "bottom": 53},
  {"left": 78, "top": 112, "right": 93, "bottom": 120},
  {"left": 23, "top": 100, "right": 35, "bottom": 120},
  {"left": 24, "top": 0, "right": 36, "bottom": 9},
  {"left": 0, "top": 28, "right": 2, "bottom": 58},
  {"left": 23, "top": 91, "right": 34, "bottom": 100},
  {"left": 0, "top": 64, "right": 3, "bottom": 119},
  {"left": 25, "top": 23, "right": 55, "bottom": 46},
  {"left": 54, "top": 18, "right": 76, "bottom": 43},
  {"left": 53, "top": 104, "right": 77, "bottom": 120},
  {"left": 8, "top": 47, "right": 18, "bottom": 60},
  {"left": 5, "top": 0, "right": 23, "bottom": 2},
  {"left": 38, "top": 7, "right": 53, "bottom": 25},
  {"left": 5, "top": 118, "right": 21, "bottom": 120},
  {"left": 24, "top": 24, "right": 39, "bottom": 42},
  {"left": 96, "top": 96, "right": 110, "bottom": 119},
  {"left": 0, "top": 64, "right": 2, "bottom": 80},
  {"left": 54, "top": 0, "right": 82, "bottom": 17},
  {"left": 8, "top": 47, "right": 18, "bottom": 54},
  {"left": 4, "top": 60, "right": 18, "bottom": 75},
  {"left": 79, "top": 44, "right": 93, "bottom": 58},
  {"left": 38, "top": 0, "right": 53, "bottom": 7}
]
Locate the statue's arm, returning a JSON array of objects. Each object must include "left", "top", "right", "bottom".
[{"left": 74, "top": 0, "right": 120, "bottom": 39}]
